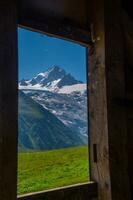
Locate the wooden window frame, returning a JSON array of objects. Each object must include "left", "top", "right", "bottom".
[
  {"left": 0, "top": 1, "right": 97, "bottom": 200},
  {"left": 16, "top": 17, "right": 96, "bottom": 200},
  {"left": 18, "top": 182, "right": 97, "bottom": 200}
]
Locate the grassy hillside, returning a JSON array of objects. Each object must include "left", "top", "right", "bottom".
[{"left": 17, "top": 146, "right": 89, "bottom": 195}]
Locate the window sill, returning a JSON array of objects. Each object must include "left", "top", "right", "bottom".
[{"left": 18, "top": 182, "right": 97, "bottom": 200}]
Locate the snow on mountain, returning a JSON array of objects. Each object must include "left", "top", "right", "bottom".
[
  {"left": 19, "top": 84, "right": 49, "bottom": 91},
  {"left": 25, "top": 90, "right": 88, "bottom": 140},
  {"left": 19, "top": 91, "right": 84, "bottom": 150},
  {"left": 58, "top": 84, "right": 87, "bottom": 94},
  {"left": 19, "top": 66, "right": 88, "bottom": 143},
  {"left": 19, "top": 66, "right": 83, "bottom": 93}
]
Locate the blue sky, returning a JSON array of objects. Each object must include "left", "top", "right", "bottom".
[{"left": 18, "top": 28, "right": 87, "bottom": 82}]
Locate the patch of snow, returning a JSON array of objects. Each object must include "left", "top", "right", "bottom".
[
  {"left": 51, "top": 110, "right": 57, "bottom": 114},
  {"left": 26, "top": 79, "right": 32, "bottom": 84},
  {"left": 19, "top": 79, "right": 61, "bottom": 92},
  {"left": 80, "top": 132, "right": 88, "bottom": 137},
  {"left": 41, "top": 104, "right": 49, "bottom": 110},
  {"left": 19, "top": 84, "right": 49, "bottom": 91},
  {"left": 58, "top": 84, "right": 87, "bottom": 94},
  {"left": 35, "top": 72, "right": 49, "bottom": 79},
  {"left": 46, "top": 79, "right": 61, "bottom": 89}
]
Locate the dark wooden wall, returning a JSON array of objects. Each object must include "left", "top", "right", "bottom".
[
  {"left": 88, "top": 0, "right": 132, "bottom": 200},
  {"left": 0, "top": 0, "right": 18, "bottom": 200},
  {"left": 123, "top": 12, "right": 133, "bottom": 200}
]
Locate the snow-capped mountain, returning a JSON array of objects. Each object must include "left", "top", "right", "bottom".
[
  {"left": 19, "top": 66, "right": 84, "bottom": 93},
  {"left": 19, "top": 66, "right": 88, "bottom": 144}
]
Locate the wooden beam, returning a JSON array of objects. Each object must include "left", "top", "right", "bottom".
[
  {"left": 0, "top": 1, "right": 18, "bottom": 200},
  {"left": 123, "top": 11, "right": 133, "bottom": 66},
  {"left": 123, "top": 11, "right": 133, "bottom": 200},
  {"left": 88, "top": 0, "right": 131, "bottom": 200},
  {"left": 18, "top": 17, "right": 92, "bottom": 46},
  {"left": 18, "top": 182, "right": 97, "bottom": 200}
]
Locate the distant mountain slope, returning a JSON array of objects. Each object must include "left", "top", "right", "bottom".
[
  {"left": 18, "top": 91, "right": 84, "bottom": 151},
  {"left": 26, "top": 90, "right": 88, "bottom": 139},
  {"left": 19, "top": 66, "right": 83, "bottom": 92}
]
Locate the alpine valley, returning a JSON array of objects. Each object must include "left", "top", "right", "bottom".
[{"left": 18, "top": 66, "right": 88, "bottom": 151}]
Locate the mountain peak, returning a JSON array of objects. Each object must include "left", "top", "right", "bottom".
[
  {"left": 50, "top": 65, "right": 62, "bottom": 71},
  {"left": 19, "top": 66, "right": 84, "bottom": 93},
  {"left": 47, "top": 66, "right": 66, "bottom": 75}
]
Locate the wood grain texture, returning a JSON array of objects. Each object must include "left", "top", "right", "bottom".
[
  {"left": 88, "top": 0, "right": 112, "bottom": 199},
  {"left": 104, "top": 2, "right": 131, "bottom": 200},
  {"left": 0, "top": 0, "right": 18, "bottom": 200},
  {"left": 18, "top": 17, "right": 91, "bottom": 46},
  {"left": 88, "top": 0, "right": 131, "bottom": 200},
  {"left": 18, "top": 182, "right": 97, "bottom": 200}
]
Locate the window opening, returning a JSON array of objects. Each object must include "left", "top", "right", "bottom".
[{"left": 17, "top": 27, "right": 90, "bottom": 195}]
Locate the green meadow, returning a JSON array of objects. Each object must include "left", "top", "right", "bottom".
[{"left": 17, "top": 146, "right": 89, "bottom": 195}]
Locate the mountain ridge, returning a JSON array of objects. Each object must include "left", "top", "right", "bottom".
[
  {"left": 19, "top": 66, "right": 85, "bottom": 93},
  {"left": 18, "top": 66, "right": 88, "bottom": 151}
]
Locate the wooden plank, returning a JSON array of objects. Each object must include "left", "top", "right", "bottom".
[
  {"left": 123, "top": 11, "right": 133, "bottom": 200},
  {"left": 0, "top": 1, "right": 18, "bottom": 200},
  {"left": 18, "top": 0, "right": 89, "bottom": 32},
  {"left": 125, "top": 64, "right": 133, "bottom": 200},
  {"left": 87, "top": 0, "right": 112, "bottom": 199},
  {"left": 104, "top": 1, "right": 131, "bottom": 199},
  {"left": 18, "top": 182, "right": 97, "bottom": 200},
  {"left": 88, "top": 0, "right": 131, "bottom": 200},
  {"left": 18, "top": 17, "right": 92, "bottom": 46}
]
